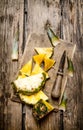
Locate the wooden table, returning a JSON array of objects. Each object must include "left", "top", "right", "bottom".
[{"left": 0, "top": 0, "right": 83, "bottom": 130}]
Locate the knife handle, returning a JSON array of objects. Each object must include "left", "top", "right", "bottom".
[{"left": 51, "top": 74, "right": 63, "bottom": 99}]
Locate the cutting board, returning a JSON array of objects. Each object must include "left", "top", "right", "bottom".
[{"left": 19, "top": 33, "right": 76, "bottom": 109}]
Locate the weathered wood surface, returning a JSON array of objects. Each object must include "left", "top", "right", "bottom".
[
  {"left": 0, "top": 0, "right": 83, "bottom": 130},
  {"left": 0, "top": 0, "right": 24, "bottom": 130}
]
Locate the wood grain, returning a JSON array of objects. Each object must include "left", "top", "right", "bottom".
[
  {"left": 0, "top": 0, "right": 24, "bottom": 130},
  {"left": 0, "top": 0, "right": 83, "bottom": 130}
]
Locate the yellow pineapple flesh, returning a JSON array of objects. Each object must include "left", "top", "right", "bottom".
[
  {"left": 44, "top": 57, "right": 55, "bottom": 71},
  {"left": 20, "top": 59, "right": 32, "bottom": 76},
  {"left": 19, "top": 90, "right": 48, "bottom": 105},
  {"left": 33, "top": 54, "right": 45, "bottom": 65},
  {"left": 35, "top": 47, "right": 54, "bottom": 58}
]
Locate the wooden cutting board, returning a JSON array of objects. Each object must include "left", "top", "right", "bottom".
[{"left": 18, "top": 33, "right": 76, "bottom": 109}]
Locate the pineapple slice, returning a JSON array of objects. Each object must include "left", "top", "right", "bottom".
[
  {"left": 44, "top": 57, "right": 55, "bottom": 71},
  {"left": 13, "top": 73, "right": 46, "bottom": 95},
  {"left": 31, "top": 64, "right": 43, "bottom": 75},
  {"left": 35, "top": 47, "right": 54, "bottom": 58},
  {"left": 33, "top": 54, "right": 45, "bottom": 65},
  {"left": 32, "top": 99, "right": 54, "bottom": 120},
  {"left": 19, "top": 91, "right": 48, "bottom": 105},
  {"left": 31, "top": 63, "right": 49, "bottom": 78},
  {"left": 20, "top": 59, "right": 32, "bottom": 76}
]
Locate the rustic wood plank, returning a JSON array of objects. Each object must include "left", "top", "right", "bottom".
[
  {"left": 0, "top": 0, "right": 24, "bottom": 130},
  {"left": 0, "top": 1, "right": 9, "bottom": 129},
  {"left": 60, "top": 0, "right": 83, "bottom": 129},
  {"left": 27, "top": 0, "right": 61, "bottom": 35},
  {"left": 23, "top": 0, "right": 82, "bottom": 130}
]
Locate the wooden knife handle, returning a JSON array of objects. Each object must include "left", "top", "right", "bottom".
[{"left": 51, "top": 75, "right": 63, "bottom": 99}]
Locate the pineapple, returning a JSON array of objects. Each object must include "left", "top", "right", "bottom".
[
  {"left": 32, "top": 99, "right": 54, "bottom": 120},
  {"left": 35, "top": 47, "right": 54, "bottom": 58},
  {"left": 13, "top": 73, "right": 46, "bottom": 95},
  {"left": 44, "top": 57, "right": 55, "bottom": 71},
  {"left": 31, "top": 63, "right": 49, "bottom": 79},
  {"left": 20, "top": 59, "right": 32, "bottom": 76},
  {"left": 33, "top": 54, "right": 45, "bottom": 65},
  {"left": 19, "top": 91, "right": 48, "bottom": 105}
]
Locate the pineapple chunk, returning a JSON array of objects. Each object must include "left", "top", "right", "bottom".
[
  {"left": 32, "top": 99, "right": 54, "bottom": 120},
  {"left": 20, "top": 59, "right": 32, "bottom": 76},
  {"left": 31, "top": 64, "right": 43, "bottom": 75},
  {"left": 19, "top": 91, "right": 48, "bottom": 105},
  {"left": 44, "top": 57, "right": 55, "bottom": 71},
  {"left": 33, "top": 54, "right": 45, "bottom": 65},
  {"left": 35, "top": 47, "right": 54, "bottom": 58},
  {"left": 31, "top": 63, "right": 49, "bottom": 78}
]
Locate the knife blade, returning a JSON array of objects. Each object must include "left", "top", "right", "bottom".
[{"left": 51, "top": 50, "right": 66, "bottom": 99}]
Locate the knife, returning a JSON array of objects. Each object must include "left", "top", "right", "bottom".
[{"left": 51, "top": 50, "right": 66, "bottom": 99}]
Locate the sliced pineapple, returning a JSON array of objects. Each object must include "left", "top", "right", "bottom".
[
  {"left": 32, "top": 99, "right": 54, "bottom": 120},
  {"left": 19, "top": 91, "right": 48, "bottom": 105},
  {"left": 44, "top": 57, "right": 55, "bottom": 71},
  {"left": 31, "top": 63, "right": 43, "bottom": 75},
  {"left": 35, "top": 47, "right": 54, "bottom": 58},
  {"left": 31, "top": 63, "right": 49, "bottom": 78},
  {"left": 13, "top": 73, "right": 46, "bottom": 95},
  {"left": 20, "top": 59, "right": 32, "bottom": 76},
  {"left": 33, "top": 54, "right": 45, "bottom": 65}
]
